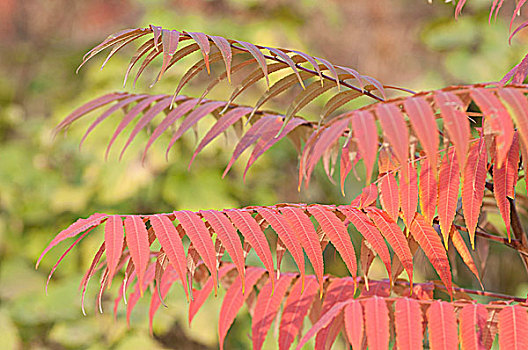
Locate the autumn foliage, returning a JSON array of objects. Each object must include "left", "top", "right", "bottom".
[{"left": 39, "top": 1, "right": 528, "bottom": 349}]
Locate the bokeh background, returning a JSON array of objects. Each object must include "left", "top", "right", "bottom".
[{"left": 2, "top": 0, "right": 528, "bottom": 349}]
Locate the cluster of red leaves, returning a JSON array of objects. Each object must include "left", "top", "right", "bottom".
[
  {"left": 62, "top": 84, "right": 527, "bottom": 249},
  {"left": 41, "top": 21, "right": 528, "bottom": 349}
]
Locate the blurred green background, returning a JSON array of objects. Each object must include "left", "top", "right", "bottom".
[{"left": 1, "top": 0, "right": 528, "bottom": 349}]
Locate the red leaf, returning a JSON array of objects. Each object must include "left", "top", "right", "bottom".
[
  {"left": 159, "top": 29, "right": 180, "bottom": 79},
  {"left": 366, "top": 207, "right": 414, "bottom": 285},
  {"left": 459, "top": 303, "right": 488, "bottom": 350},
  {"left": 149, "top": 215, "right": 190, "bottom": 301},
  {"left": 169, "top": 101, "right": 227, "bottom": 153},
  {"left": 279, "top": 276, "right": 319, "bottom": 350},
  {"left": 120, "top": 96, "right": 173, "bottom": 160},
  {"left": 437, "top": 149, "right": 460, "bottom": 246},
  {"left": 364, "top": 296, "right": 389, "bottom": 350},
  {"left": 427, "top": 300, "right": 458, "bottom": 350},
  {"left": 188, "top": 264, "right": 235, "bottom": 325},
  {"left": 142, "top": 98, "right": 201, "bottom": 160},
  {"left": 353, "top": 183, "right": 378, "bottom": 208},
  {"left": 150, "top": 25, "right": 162, "bottom": 51},
  {"left": 190, "top": 107, "right": 252, "bottom": 167},
  {"left": 462, "top": 140, "right": 488, "bottom": 248},
  {"left": 267, "top": 47, "right": 305, "bottom": 88},
  {"left": 493, "top": 133, "right": 520, "bottom": 240},
  {"left": 399, "top": 162, "right": 418, "bottom": 229},
  {"left": 394, "top": 297, "right": 423, "bottom": 350},
  {"left": 105, "top": 215, "right": 124, "bottom": 282},
  {"left": 296, "top": 300, "right": 350, "bottom": 350},
  {"left": 303, "top": 119, "right": 349, "bottom": 185},
  {"left": 218, "top": 267, "right": 266, "bottom": 350},
  {"left": 498, "top": 88, "right": 528, "bottom": 150},
  {"left": 252, "top": 274, "right": 295, "bottom": 350},
  {"left": 209, "top": 35, "right": 233, "bottom": 83},
  {"left": 223, "top": 115, "right": 278, "bottom": 177},
  {"left": 173, "top": 210, "right": 218, "bottom": 295},
  {"left": 352, "top": 110, "right": 378, "bottom": 183},
  {"left": 280, "top": 207, "right": 324, "bottom": 293},
  {"left": 378, "top": 173, "right": 400, "bottom": 222},
  {"left": 344, "top": 300, "right": 364, "bottom": 350},
  {"left": 80, "top": 94, "right": 147, "bottom": 148},
  {"left": 124, "top": 216, "right": 150, "bottom": 294},
  {"left": 498, "top": 305, "right": 528, "bottom": 350},
  {"left": 244, "top": 117, "right": 305, "bottom": 180},
  {"left": 37, "top": 213, "right": 107, "bottom": 268},
  {"left": 199, "top": 210, "right": 245, "bottom": 289},
  {"left": 450, "top": 227, "right": 482, "bottom": 287},
  {"left": 307, "top": 205, "right": 358, "bottom": 282},
  {"left": 404, "top": 96, "right": 439, "bottom": 176},
  {"left": 377, "top": 103, "right": 409, "bottom": 182},
  {"left": 105, "top": 94, "right": 165, "bottom": 159},
  {"left": 55, "top": 93, "right": 125, "bottom": 133},
  {"left": 314, "top": 277, "right": 356, "bottom": 348},
  {"left": 186, "top": 31, "right": 211, "bottom": 73},
  {"left": 409, "top": 214, "right": 452, "bottom": 295},
  {"left": 471, "top": 88, "right": 514, "bottom": 168},
  {"left": 237, "top": 41, "right": 269, "bottom": 86},
  {"left": 46, "top": 228, "right": 95, "bottom": 294},
  {"left": 338, "top": 206, "right": 392, "bottom": 280},
  {"left": 224, "top": 210, "right": 275, "bottom": 289},
  {"left": 434, "top": 91, "right": 470, "bottom": 172},
  {"left": 256, "top": 208, "right": 305, "bottom": 287}
]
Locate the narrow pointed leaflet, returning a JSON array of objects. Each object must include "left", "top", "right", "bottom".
[
  {"left": 252, "top": 274, "right": 295, "bottom": 350},
  {"left": 427, "top": 301, "right": 457, "bottom": 350},
  {"left": 104, "top": 216, "right": 124, "bottom": 283},
  {"left": 364, "top": 296, "right": 389, "bottom": 350},
  {"left": 366, "top": 207, "right": 413, "bottom": 286},
  {"left": 199, "top": 210, "right": 245, "bottom": 290},
  {"left": 459, "top": 303, "right": 489, "bottom": 350},
  {"left": 409, "top": 214, "right": 452, "bottom": 295},
  {"left": 498, "top": 305, "right": 528, "bottom": 350},
  {"left": 307, "top": 205, "right": 358, "bottom": 283},
  {"left": 225, "top": 210, "right": 275, "bottom": 289},
  {"left": 338, "top": 206, "right": 392, "bottom": 281},
  {"left": 419, "top": 158, "right": 438, "bottom": 225},
  {"left": 159, "top": 29, "right": 180, "bottom": 80},
  {"left": 394, "top": 298, "right": 423, "bottom": 350},
  {"left": 149, "top": 215, "right": 190, "bottom": 301},
  {"left": 295, "top": 300, "right": 351, "bottom": 350},
  {"left": 124, "top": 216, "right": 150, "bottom": 294},
  {"left": 399, "top": 162, "right": 418, "bottom": 229},
  {"left": 378, "top": 172, "right": 400, "bottom": 222},
  {"left": 314, "top": 277, "right": 356, "bottom": 348},
  {"left": 280, "top": 207, "right": 324, "bottom": 293},
  {"left": 188, "top": 264, "right": 235, "bottom": 326},
  {"left": 404, "top": 96, "right": 439, "bottom": 176},
  {"left": 438, "top": 149, "right": 460, "bottom": 247},
  {"left": 278, "top": 276, "right": 319, "bottom": 350},
  {"left": 344, "top": 300, "right": 364, "bottom": 350},
  {"left": 462, "top": 140, "right": 487, "bottom": 248},
  {"left": 255, "top": 208, "right": 305, "bottom": 287},
  {"left": 38, "top": 213, "right": 108, "bottom": 268},
  {"left": 471, "top": 88, "right": 514, "bottom": 168},
  {"left": 450, "top": 227, "right": 482, "bottom": 287},
  {"left": 493, "top": 133, "right": 520, "bottom": 241},
  {"left": 218, "top": 267, "right": 266, "bottom": 350},
  {"left": 377, "top": 103, "right": 410, "bottom": 182},
  {"left": 434, "top": 91, "right": 470, "bottom": 172},
  {"left": 351, "top": 110, "right": 378, "bottom": 183},
  {"left": 173, "top": 210, "right": 219, "bottom": 295}
]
